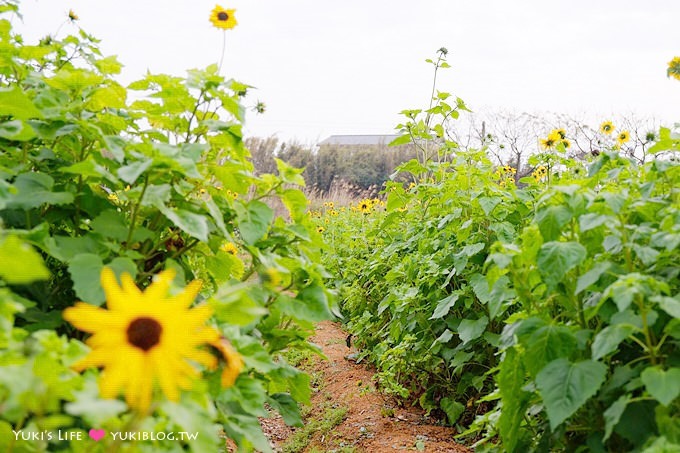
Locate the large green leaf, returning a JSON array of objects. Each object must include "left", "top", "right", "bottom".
[
  {"left": 440, "top": 397, "right": 465, "bottom": 424},
  {"left": 236, "top": 201, "right": 273, "bottom": 245},
  {"left": 157, "top": 205, "right": 209, "bottom": 242},
  {"left": 0, "top": 235, "right": 50, "bottom": 284},
  {"left": 641, "top": 367, "right": 680, "bottom": 406},
  {"left": 498, "top": 348, "right": 531, "bottom": 451},
  {"left": 536, "top": 205, "right": 572, "bottom": 241},
  {"left": 457, "top": 316, "right": 488, "bottom": 345},
  {"left": 429, "top": 293, "right": 459, "bottom": 319},
  {"left": 6, "top": 172, "right": 74, "bottom": 210},
  {"left": 517, "top": 319, "right": 578, "bottom": 376},
  {"left": 591, "top": 324, "right": 635, "bottom": 360},
  {"left": 68, "top": 254, "right": 105, "bottom": 305},
  {"left": 537, "top": 241, "right": 587, "bottom": 289},
  {"left": 603, "top": 395, "right": 630, "bottom": 441},
  {"left": 0, "top": 86, "right": 44, "bottom": 119},
  {"left": 535, "top": 359, "right": 607, "bottom": 431}
]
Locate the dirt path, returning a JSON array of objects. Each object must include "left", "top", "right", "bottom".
[{"left": 261, "top": 321, "right": 470, "bottom": 453}]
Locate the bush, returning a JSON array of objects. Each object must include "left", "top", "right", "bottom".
[{"left": 0, "top": 5, "right": 332, "bottom": 452}]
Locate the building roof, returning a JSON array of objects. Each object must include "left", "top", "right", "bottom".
[{"left": 318, "top": 134, "right": 401, "bottom": 146}]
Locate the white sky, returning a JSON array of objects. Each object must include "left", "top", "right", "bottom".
[{"left": 14, "top": 0, "right": 680, "bottom": 144}]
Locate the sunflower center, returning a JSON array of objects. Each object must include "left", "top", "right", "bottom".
[
  {"left": 217, "top": 11, "right": 229, "bottom": 21},
  {"left": 127, "top": 317, "right": 162, "bottom": 351}
]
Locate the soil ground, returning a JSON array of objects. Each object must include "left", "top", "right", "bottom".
[{"left": 260, "top": 321, "right": 470, "bottom": 453}]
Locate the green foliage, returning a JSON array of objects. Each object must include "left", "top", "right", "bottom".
[
  {"left": 318, "top": 51, "right": 680, "bottom": 452},
  {"left": 0, "top": 7, "right": 332, "bottom": 452}
]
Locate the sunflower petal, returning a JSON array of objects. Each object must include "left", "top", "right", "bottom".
[{"left": 62, "top": 303, "right": 117, "bottom": 332}]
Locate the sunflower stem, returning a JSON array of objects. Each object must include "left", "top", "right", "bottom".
[{"left": 218, "top": 31, "right": 226, "bottom": 75}]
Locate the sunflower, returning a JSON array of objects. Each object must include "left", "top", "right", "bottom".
[
  {"left": 209, "top": 338, "right": 244, "bottom": 387},
  {"left": 220, "top": 242, "right": 239, "bottom": 255},
  {"left": 553, "top": 128, "right": 567, "bottom": 140},
  {"left": 600, "top": 121, "right": 615, "bottom": 135},
  {"left": 560, "top": 139, "right": 571, "bottom": 149},
  {"left": 668, "top": 56, "right": 680, "bottom": 81},
  {"left": 540, "top": 137, "right": 557, "bottom": 150},
  {"left": 261, "top": 268, "right": 282, "bottom": 287},
  {"left": 63, "top": 268, "right": 223, "bottom": 413},
  {"left": 358, "top": 200, "right": 372, "bottom": 214},
  {"left": 617, "top": 130, "right": 630, "bottom": 145},
  {"left": 317, "top": 226, "right": 325, "bottom": 233},
  {"left": 210, "top": 5, "right": 238, "bottom": 30},
  {"left": 68, "top": 9, "right": 79, "bottom": 21}
]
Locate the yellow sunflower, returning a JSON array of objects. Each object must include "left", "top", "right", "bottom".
[
  {"left": 209, "top": 338, "right": 244, "bottom": 388},
  {"left": 600, "top": 121, "right": 615, "bottom": 135},
  {"left": 317, "top": 226, "right": 325, "bottom": 233},
  {"left": 68, "top": 9, "right": 78, "bottom": 21},
  {"left": 553, "top": 128, "right": 567, "bottom": 140},
  {"left": 540, "top": 137, "right": 557, "bottom": 150},
  {"left": 617, "top": 130, "right": 630, "bottom": 145},
  {"left": 220, "top": 242, "right": 239, "bottom": 255},
  {"left": 210, "top": 5, "right": 237, "bottom": 30},
  {"left": 668, "top": 56, "right": 680, "bottom": 81},
  {"left": 358, "top": 199, "right": 372, "bottom": 214},
  {"left": 63, "top": 268, "right": 222, "bottom": 413},
  {"left": 560, "top": 139, "right": 571, "bottom": 149}
]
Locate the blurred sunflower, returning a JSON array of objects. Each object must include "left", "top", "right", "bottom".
[
  {"left": 600, "top": 121, "right": 615, "bottom": 135},
  {"left": 63, "top": 268, "right": 222, "bottom": 412},
  {"left": 220, "top": 242, "right": 239, "bottom": 255},
  {"left": 540, "top": 136, "right": 557, "bottom": 150},
  {"left": 209, "top": 338, "right": 244, "bottom": 387},
  {"left": 317, "top": 226, "right": 325, "bottom": 233},
  {"left": 561, "top": 139, "right": 571, "bottom": 149},
  {"left": 210, "top": 5, "right": 238, "bottom": 30},
  {"left": 668, "top": 56, "right": 680, "bottom": 81},
  {"left": 553, "top": 128, "right": 567, "bottom": 140},
  {"left": 617, "top": 131, "right": 630, "bottom": 145}
]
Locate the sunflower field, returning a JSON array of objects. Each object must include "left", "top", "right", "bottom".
[
  {"left": 316, "top": 54, "right": 680, "bottom": 451},
  {"left": 0, "top": 2, "right": 334, "bottom": 452},
  {"left": 1, "top": 1, "right": 680, "bottom": 452}
]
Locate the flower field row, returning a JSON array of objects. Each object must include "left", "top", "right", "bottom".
[{"left": 317, "top": 54, "right": 680, "bottom": 451}]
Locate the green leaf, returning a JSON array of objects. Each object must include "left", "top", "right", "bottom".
[
  {"left": 389, "top": 134, "right": 413, "bottom": 146},
  {"left": 117, "top": 159, "right": 152, "bottom": 184},
  {"left": 592, "top": 324, "right": 635, "bottom": 360},
  {"left": 498, "top": 348, "right": 531, "bottom": 451},
  {"left": 478, "top": 196, "right": 502, "bottom": 216},
  {"left": 157, "top": 205, "right": 209, "bottom": 242},
  {"left": 6, "top": 172, "right": 74, "bottom": 210},
  {"left": 537, "top": 241, "right": 587, "bottom": 289},
  {"left": 653, "top": 296, "right": 680, "bottom": 319},
  {"left": 0, "top": 119, "right": 36, "bottom": 140},
  {"left": 274, "top": 158, "right": 305, "bottom": 186},
  {"left": 0, "top": 235, "right": 50, "bottom": 284},
  {"left": 68, "top": 254, "right": 105, "bottom": 305},
  {"left": 536, "top": 205, "right": 572, "bottom": 241},
  {"left": 269, "top": 393, "right": 303, "bottom": 427},
  {"left": 521, "top": 322, "right": 578, "bottom": 376},
  {"left": 576, "top": 261, "right": 611, "bottom": 294},
  {"left": 535, "top": 359, "right": 607, "bottom": 431},
  {"left": 579, "top": 213, "right": 609, "bottom": 232},
  {"left": 0, "top": 86, "right": 44, "bottom": 119},
  {"left": 280, "top": 188, "right": 308, "bottom": 222},
  {"left": 430, "top": 293, "right": 459, "bottom": 319},
  {"left": 603, "top": 395, "right": 630, "bottom": 441},
  {"left": 440, "top": 397, "right": 465, "bottom": 424},
  {"left": 237, "top": 201, "right": 273, "bottom": 245},
  {"left": 91, "top": 210, "right": 129, "bottom": 241},
  {"left": 641, "top": 367, "right": 680, "bottom": 406},
  {"left": 294, "top": 285, "right": 333, "bottom": 322},
  {"left": 457, "top": 316, "right": 488, "bottom": 345}
]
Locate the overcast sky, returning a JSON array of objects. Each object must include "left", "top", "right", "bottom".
[{"left": 14, "top": 0, "right": 680, "bottom": 144}]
